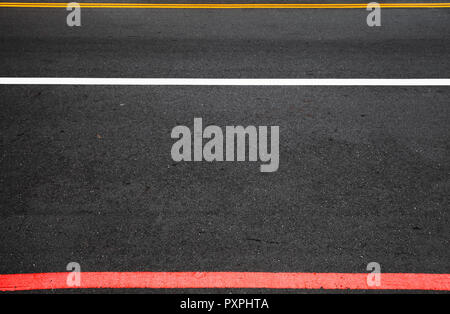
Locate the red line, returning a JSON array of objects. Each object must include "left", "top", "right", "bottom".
[{"left": 1, "top": 272, "right": 450, "bottom": 291}]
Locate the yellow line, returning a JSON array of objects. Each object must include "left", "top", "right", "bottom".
[{"left": 0, "top": 2, "right": 450, "bottom": 8}]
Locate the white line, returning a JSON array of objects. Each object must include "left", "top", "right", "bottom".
[{"left": 0, "top": 78, "right": 449, "bottom": 86}]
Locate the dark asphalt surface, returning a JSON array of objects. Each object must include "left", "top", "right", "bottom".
[
  {"left": 0, "top": 4, "right": 449, "bottom": 292},
  {"left": 1, "top": 7, "right": 450, "bottom": 77}
]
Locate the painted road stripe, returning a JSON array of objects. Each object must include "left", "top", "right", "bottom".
[
  {"left": 1, "top": 272, "right": 449, "bottom": 291},
  {"left": 1, "top": 78, "right": 450, "bottom": 86},
  {"left": 1, "top": 2, "right": 450, "bottom": 8}
]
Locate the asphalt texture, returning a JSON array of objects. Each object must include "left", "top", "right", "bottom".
[{"left": 0, "top": 3, "right": 449, "bottom": 292}]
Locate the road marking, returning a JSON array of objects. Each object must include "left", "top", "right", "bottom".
[
  {"left": 1, "top": 2, "right": 450, "bottom": 8},
  {"left": 1, "top": 78, "right": 450, "bottom": 86},
  {"left": 1, "top": 272, "right": 449, "bottom": 291}
]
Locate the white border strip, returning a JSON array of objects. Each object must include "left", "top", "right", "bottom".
[{"left": 0, "top": 78, "right": 449, "bottom": 86}]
